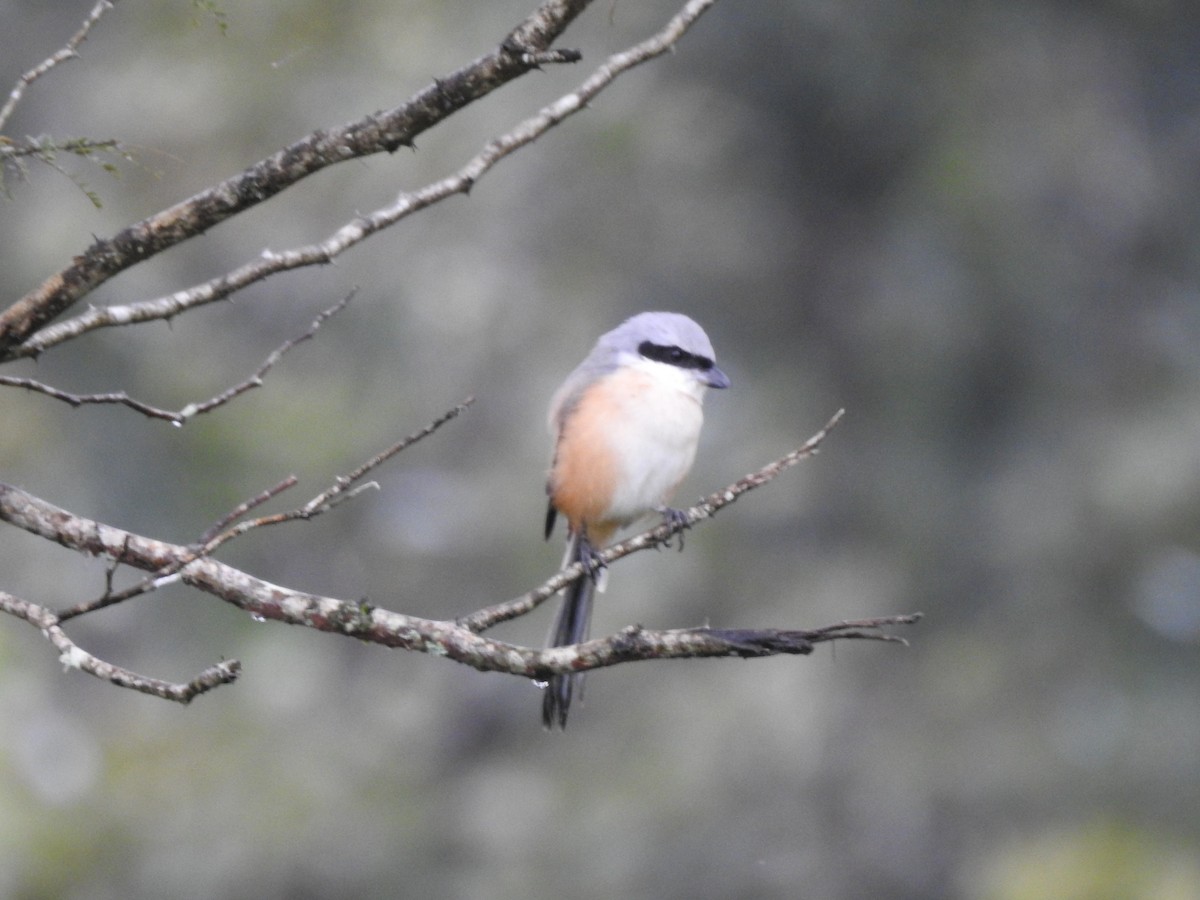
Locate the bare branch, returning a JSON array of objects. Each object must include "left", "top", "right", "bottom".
[
  {"left": 56, "top": 397, "right": 471, "bottom": 623},
  {"left": 197, "top": 475, "right": 301, "bottom": 546},
  {"left": 57, "top": 568, "right": 181, "bottom": 623},
  {"left": 0, "top": 590, "right": 239, "bottom": 703},
  {"left": 200, "top": 396, "right": 475, "bottom": 552},
  {"left": 0, "top": 138, "right": 121, "bottom": 161},
  {"left": 175, "top": 289, "right": 356, "bottom": 421},
  {"left": 0, "top": 375, "right": 191, "bottom": 422},
  {"left": 8, "top": 0, "right": 719, "bottom": 359},
  {"left": 0, "top": 291, "right": 355, "bottom": 423},
  {"left": 0, "top": 0, "right": 117, "bottom": 133},
  {"left": 460, "top": 408, "right": 846, "bottom": 633},
  {"left": 0, "top": 406, "right": 916, "bottom": 704},
  {"left": 0, "top": 0, "right": 591, "bottom": 356},
  {"left": 536, "top": 616, "right": 923, "bottom": 675},
  {"left": 0, "top": 481, "right": 917, "bottom": 687},
  {"left": 0, "top": 135, "right": 127, "bottom": 195},
  {"left": 56, "top": 475, "right": 300, "bottom": 623}
]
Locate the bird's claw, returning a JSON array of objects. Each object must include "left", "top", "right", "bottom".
[
  {"left": 657, "top": 506, "right": 691, "bottom": 552},
  {"left": 577, "top": 535, "right": 607, "bottom": 580}
]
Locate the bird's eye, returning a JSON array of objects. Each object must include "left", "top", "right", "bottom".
[{"left": 637, "top": 340, "right": 705, "bottom": 370}]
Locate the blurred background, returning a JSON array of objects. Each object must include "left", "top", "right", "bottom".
[{"left": 2, "top": 0, "right": 1199, "bottom": 897}]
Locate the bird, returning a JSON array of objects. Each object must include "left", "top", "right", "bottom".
[{"left": 541, "top": 311, "right": 730, "bottom": 728}]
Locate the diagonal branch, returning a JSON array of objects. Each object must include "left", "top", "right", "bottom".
[
  {"left": 8, "top": 0, "right": 720, "bottom": 359},
  {"left": 0, "top": 0, "right": 117, "bottom": 133},
  {"left": 55, "top": 477, "right": 300, "bottom": 623},
  {"left": 54, "top": 397, "right": 473, "bottom": 622},
  {"left": 198, "top": 395, "right": 476, "bottom": 550},
  {"left": 0, "top": 0, "right": 591, "bottom": 357},
  {"left": 460, "top": 408, "right": 846, "bottom": 633},
  {"left": 1, "top": 590, "right": 239, "bottom": 703},
  {"left": 0, "top": 290, "right": 355, "bottom": 423}
]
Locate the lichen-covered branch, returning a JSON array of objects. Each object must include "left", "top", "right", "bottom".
[
  {"left": 0, "top": 0, "right": 592, "bottom": 356},
  {"left": 0, "top": 410, "right": 917, "bottom": 704},
  {"left": 54, "top": 397, "right": 473, "bottom": 622},
  {"left": 8, "top": 0, "right": 719, "bottom": 360},
  {"left": 0, "top": 590, "right": 239, "bottom": 704}
]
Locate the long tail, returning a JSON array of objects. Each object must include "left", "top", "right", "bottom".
[{"left": 542, "top": 533, "right": 594, "bottom": 729}]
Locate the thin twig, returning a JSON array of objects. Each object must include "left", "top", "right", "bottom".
[
  {"left": 197, "top": 475, "right": 300, "bottom": 545},
  {"left": 533, "top": 614, "right": 924, "bottom": 675},
  {"left": 57, "top": 475, "right": 300, "bottom": 622},
  {"left": 202, "top": 396, "right": 476, "bottom": 551},
  {"left": 57, "top": 569, "right": 182, "bottom": 622},
  {"left": 460, "top": 408, "right": 846, "bottom": 633},
  {"left": 0, "top": 0, "right": 117, "bottom": 133},
  {"left": 0, "top": 136, "right": 123, "bottom": 164},
  {"left": 0, "top": 375, "right": 184, "bottom": 421},
  {"left": 0, "top": 291, "right": 355, "bottom": 424},
  {"left": 300, "top": 397, "right": 477, "bottom": 516},
  {"left": 178, "top": 290, "right": 356, "bottom": 420},
  {"left": 2, "top": 590, "right": 239, "bottom": 704}
]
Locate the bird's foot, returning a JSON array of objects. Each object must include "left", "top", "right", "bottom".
[
  {"left": 656, "top": 506, "right": 691, "bottom": 551},
  {"left": 577, "top": 534, "right": 607, "bottom": 581}
]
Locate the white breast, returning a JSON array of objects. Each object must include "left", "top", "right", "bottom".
[{"left": 600, "top": 359, "right": 707, "bottom": 526}]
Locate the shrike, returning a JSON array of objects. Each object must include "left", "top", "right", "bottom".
[{"left": 542, "top": 311, "right": 729, "bottom": 728}]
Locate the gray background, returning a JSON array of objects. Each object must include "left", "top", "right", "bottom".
[{"left": 1, "top": 1, "right": 1198, "bottom": 897}]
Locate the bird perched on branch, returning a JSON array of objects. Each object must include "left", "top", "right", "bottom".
[{"left": 542, "top": 311, "right": 729, "bottom": 728}]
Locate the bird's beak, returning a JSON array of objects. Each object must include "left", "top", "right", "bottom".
[{"left": 704, "top": 365, "right": 730, "bottom": 390}]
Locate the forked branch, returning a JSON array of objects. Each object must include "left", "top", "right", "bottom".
[
  {"left": 0, "top": 408, "right": 918, "bottom": 704},
  {"left": 0, "top": 291, "right": 356, "bottom": 424},
  {"left": 4, "top": 0, "right": 720, "bottom": 361},
  {"left": 0, "top": 0, "right": 597, "bottom": 355},
  {"left": 1, "top": 590, "right": 239, "bottom": 704}
]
